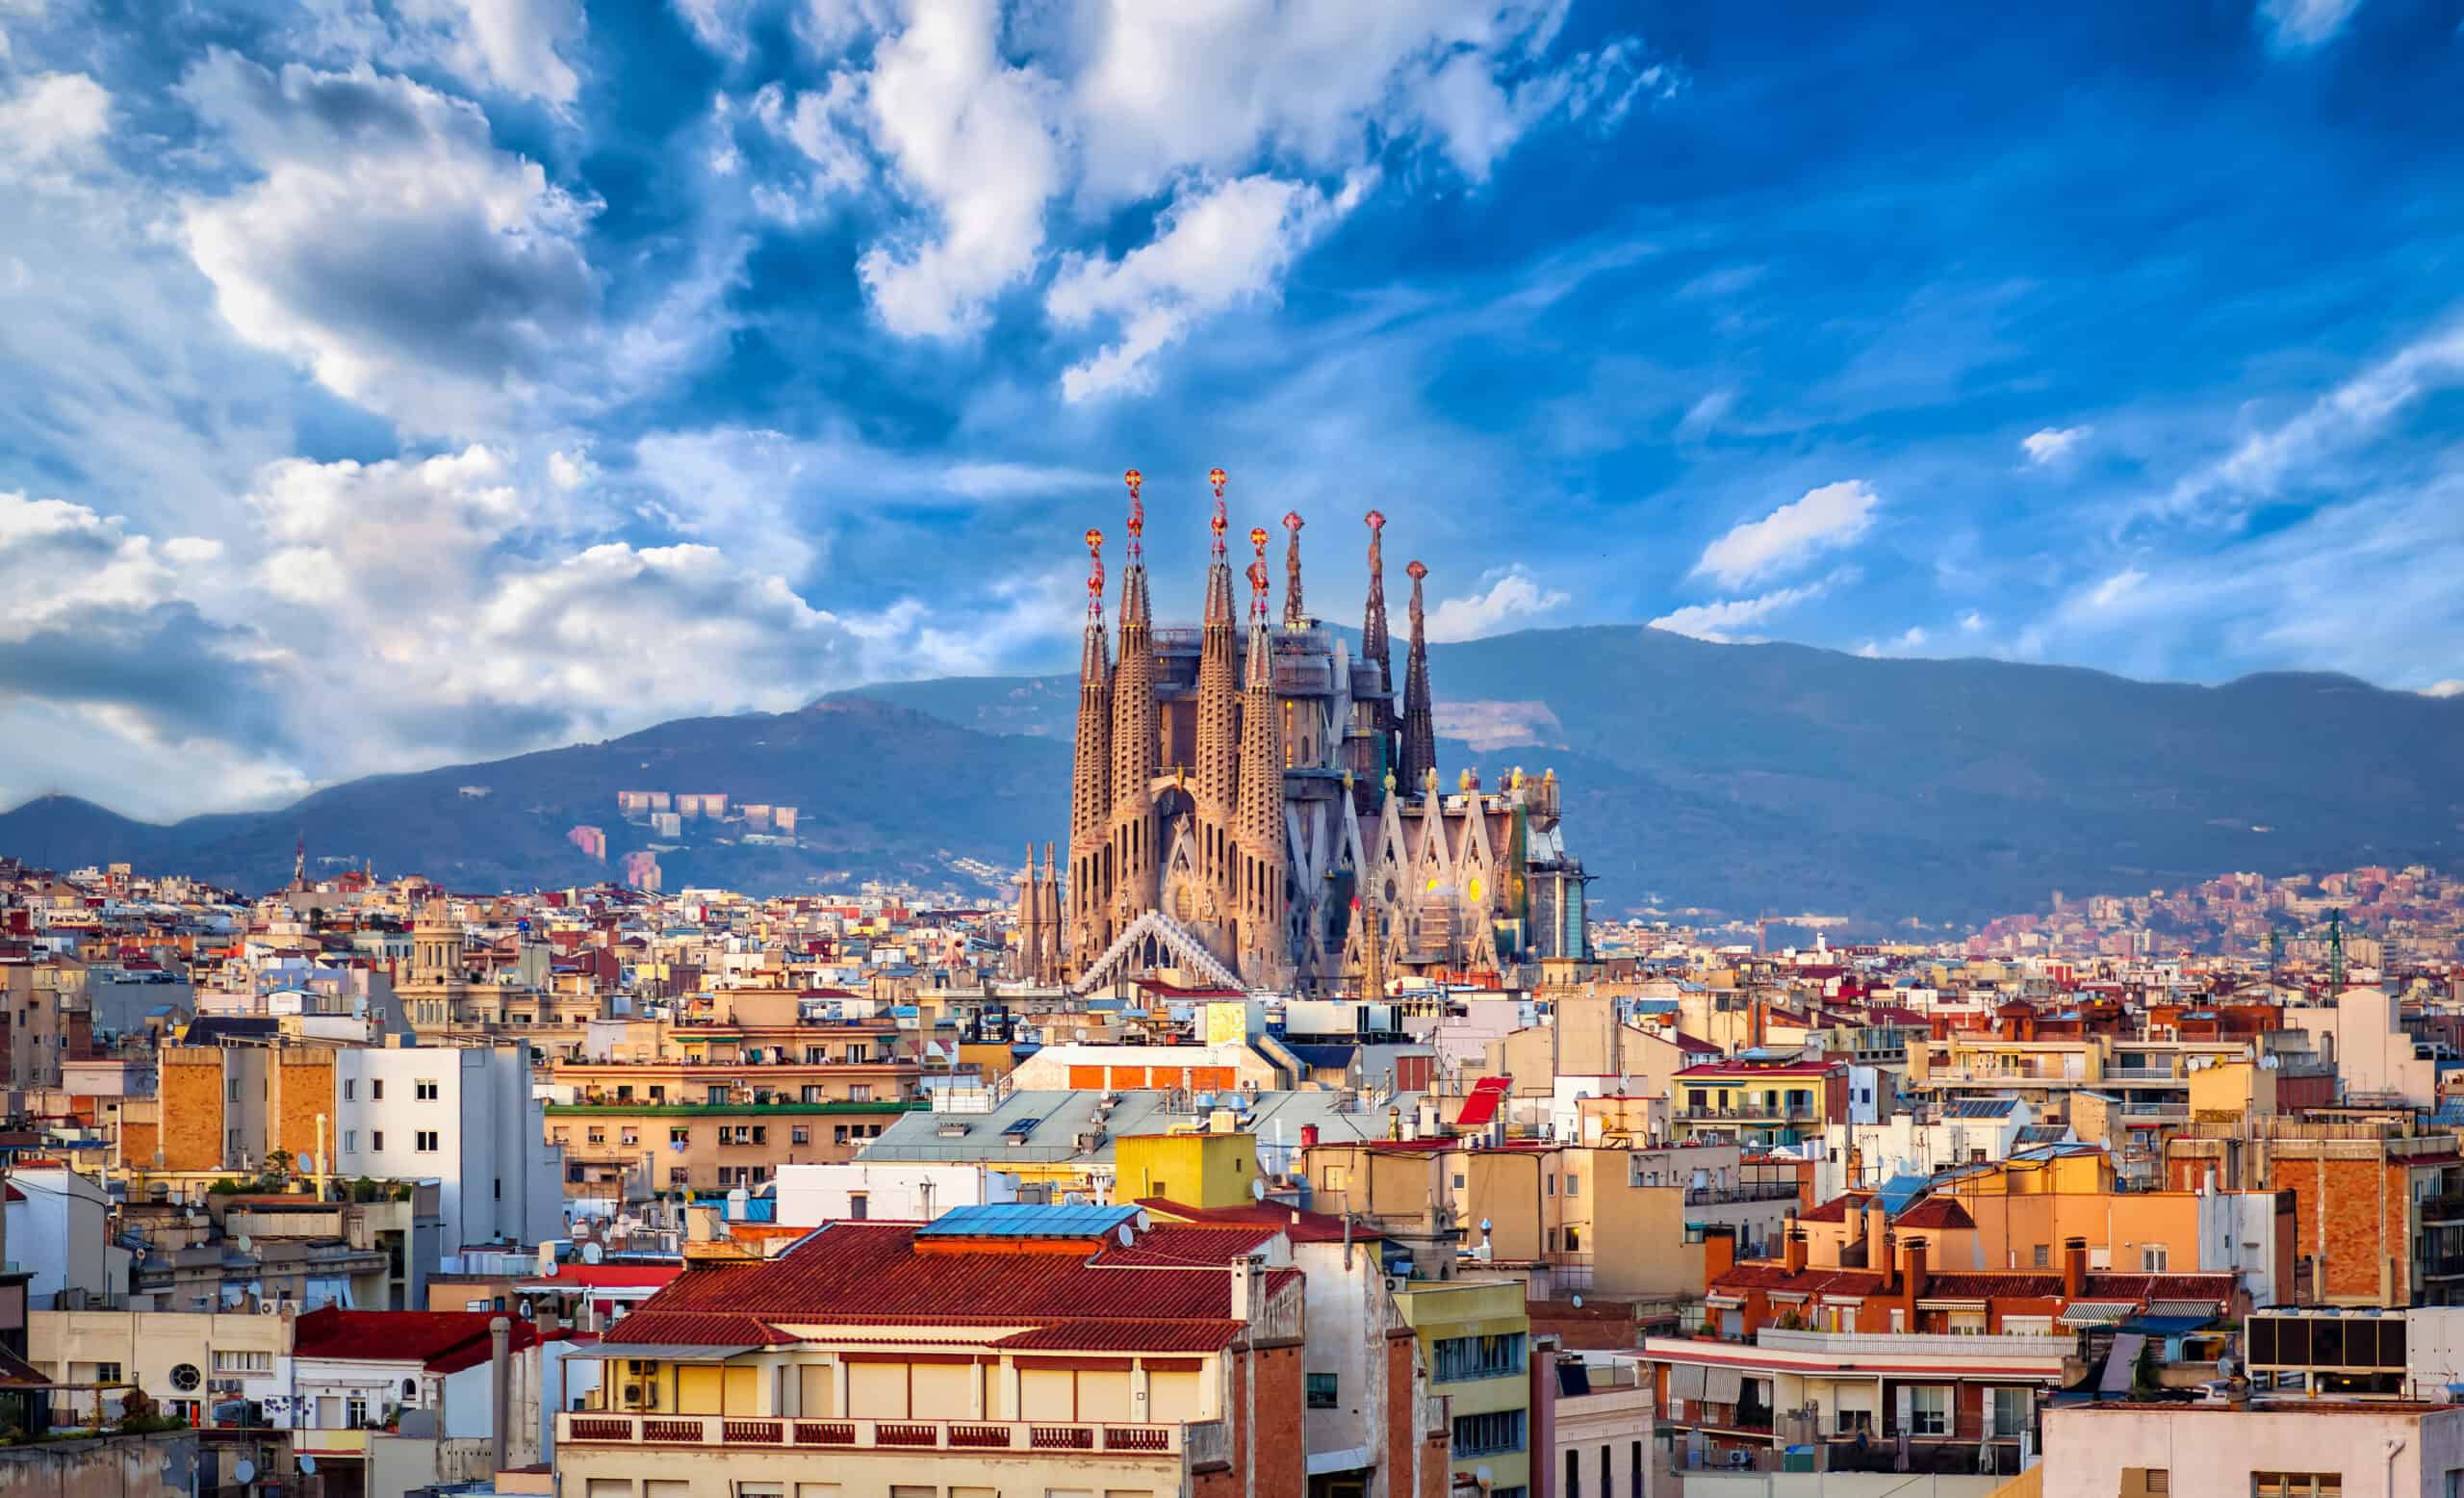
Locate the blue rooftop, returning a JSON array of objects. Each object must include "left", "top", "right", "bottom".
[{"left": 914, "top": 1203, "right": 1142, "bottom": 1239}]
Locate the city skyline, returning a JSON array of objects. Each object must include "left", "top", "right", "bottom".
[{"left": 3, "top": 0, "right": 2461, "bottom": 823}]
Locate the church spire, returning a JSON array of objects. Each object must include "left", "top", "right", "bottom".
[
  {"left": 1194, "top": 469, "right": 1241, "bottom": 928},
  {"left": 1237, "top": 526, "right": 1288, "bottom": 984},
  {"left": 1360, "top": 509, "right": 1395, "bottom": 807},
  {"left": 1399, "top": 558, "right": 1436, "bottom": 797},
  {"left": 1281, "top": 510, "right": 1307, "bottom": 629},
  {"left": 1066, "top": 526, "right": 1114, "bottom": 966},
  {"left": 1109, "top": 470, "right": 1161, "bottom": 929}
]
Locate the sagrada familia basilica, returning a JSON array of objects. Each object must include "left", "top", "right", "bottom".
[{"left": 1014, "top": 469, "right": 1591, "bottom": 995}]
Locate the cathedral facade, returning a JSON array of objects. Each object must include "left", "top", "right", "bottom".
[{"left": 1014, "top": 469, "right": 1591, "bottom": 994}]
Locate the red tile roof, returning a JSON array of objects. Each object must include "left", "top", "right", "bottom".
[
  {"left": 611, "top": 1221, "right": 1299, "bottom": 1354},
  {"left": 1891, "top": 1198, "right": 1976, "bottom": 1230},
  {"left": 293, "top": 1309, "right": 550, "bottom": 1372},
  {"left": 1135, "top": 1199, "right": 1380, "bottom": 1246}
]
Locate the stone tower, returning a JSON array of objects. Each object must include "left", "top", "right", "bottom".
[
  {"left": 1108, "top": 471, "right": 1161, "bottom": 938},
  {"left": 1399, "top": 558, "right": 1437, "bottom": 798},
  {"left": 1066, "top": 527, "right": 1114, "bottom": 960},
  {"left": 1014, "top": 842, "right": 1063, "bottom": 984},
  {"left": 1192, "top": 468, "right": 1242, "bottom": 948},
  {"left": 1281, "top": 510, "right": 1307, "bottom": 628},
  {"left": 1358, "top": 509, "right": 1394, "bottom": 815},
  {"left": 1236, "top": 528, "right": 1290, "bottom": 984}
]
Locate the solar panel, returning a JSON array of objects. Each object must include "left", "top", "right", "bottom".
[
  {"left": 1876, "top": 1174, "right": 1931, "bottom": 1218},
  {"left": 1001, "top": 1117, "right": 1041, "bottom": 1137},
  {"left": 915, "top": 1203, "right": 1142, "bottom": 1239}
]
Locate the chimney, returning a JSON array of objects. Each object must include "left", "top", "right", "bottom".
[
  {"left": 2062, "top": 1236, "right": 2088, "bottom": 1301},
  {"left": 1903, "top": 1235, "right": 1929, "bottom": 1307},
  {"left": 488, "top": 1315, "right": 512, "bottom": 1474},
  {"left": 1702, "top": 1225, "right": 1736, "bottom": 1284},
  {"left": 1784, "top": 1227, "right": 1808, "bottom": 1276}
]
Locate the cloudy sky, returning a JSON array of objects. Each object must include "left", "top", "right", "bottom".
[{"left": 3, "top": 0, "right": 2461, "bottom": 820}]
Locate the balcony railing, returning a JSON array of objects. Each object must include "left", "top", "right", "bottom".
[
  {"left": 1681, "top": 1182, "right": 1803, "bottom": 1205},
  {"left": 1675, "top": 1105, "right": 1818, "bottom": 1124},
  {"left": 1751, "top": 1329, "right": 2077, "bottom": 1358},
  {"left": 558, "top": 1411, "right": 1192, "bottom": 1458}
]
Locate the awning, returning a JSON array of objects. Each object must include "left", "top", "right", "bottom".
[
  {"left": 1306, "top": 1446, "right": 1373, "bottom": 1476},
  {"left": 2145, "top": 1299, "right": 2221, "bottom": 1319},
  {"left": 2097, "top": 1333, "right": 2146, "bottom": 1396},
  {"left": 2059, "top": 1303, "right": 2136, "bottom": 1327},
  {"left": 1765, "top": 1291, "right": 1810, "bottom": 1304},
  {"left": 575, "top": 1343, "right": 757, "bottom": 1363},
  {"left": 1667, "top": 1363, "right": 1707, "bottom": 1400},
  {"left": 1704, "top": 1294, "right": 1746, "bottom": 1308},
  {"left": 1703, "top": 1366, "right": 1744, "bottom": 1405}
]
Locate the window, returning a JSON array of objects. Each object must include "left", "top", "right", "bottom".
[
  {"left": 848, "top": 1193, "right": 868, "bottom": 1220},
  {"left": 751, "top": 1126, "right": 767, "bottom": 1145},
  {"left": 371, "top": 1130, "right": 384, "bottom": 1151},
  {"left": 802, "top": 1085, "right": 825, "bottom": 1103},
  {"left": 1989, "top": 1386, "right": 2031, "bottom": 1438},
  {"left": 346, "top": 1395, "right": 369, "bottom": 1428},
  {"left": 1452, "top": 1173, "right": 1467, "bottom": 1189},
  {"left": 1322, "top": 1165, "right": 1348, "bottom": 1192},
  {"left": 94, "top": 1362, "right": 122, "bottom": 1384},
  {"left": 620, "top": 1130, "right": 639, "bottom": 1147},
  {"left": 1564, "top": 1174, "right": 1579, "bottom": 1198},
  {"left": 671, "top": 1126, "right": 690, "bottom": 1145},
  {"left": 344, "top": 1079, "right": 355, "bottom": 1100},
  {"left": 1835, "top": 1408, "right": 1872, "bottom": 1435},
  {"left": 1451, "top": 1408, "right": 1526, "bottom": 1457},
  {"left": 372, "top": 1079, "right": 384, "bottom": 1099},
  {"left": 214, "top": 1351, "right": 271, "bottom": 1373},
  {"left": 2252, "top": 1478, "right": 2338, "bottom": 1498},
  {"left": 587, "top": 1130, "right": 607, "bottom": 1146},
  {"left": 415, "top": 1078, "right": 440, "bottom": 1100},
  {"left": 791, "top": 1126, "right": 810, "bottom": 1145},
  {"left": 1907, "top": 1385, "right": 1949, "bottom": 1436},
  {"left": 2032, "top": 1244, "right": 2049, "bottom": 1268},
  {"left": 1306, "top": 1373, "right": 1337, "bottom": 1409},
  {"left": 707, "top": 1085, "right": 730, "bottom": 1104},
  {"left": 416, "top": 1130, "right": 439, "bottom": 1152},
  {"left": 850, "top": 1084, "right": 872, "bottom": 1102},
  {"left": 1566, "top": 1450, "right": 1580, "bottom": 1498},
  {"left": 344, "top": 1130, "right": 359, "bottom": 1152},
  {"left": 2141, "top": 1244, "right": 2169, "bottom": 1273},
  {"left": 1432, "top": 1332, "right": 1526, "bottom": 1382},
  {"left": 1565, "top": 1227, "right": 1582, "bottom": 1253},
  {"left": 1546, "top": 1175, "right": 1556, "bottom": 1197},
  {"left": 2123, "top": 1469, "right": 2169, "bottom": 1494},
  {"left": 834, "top": 1125, "right": 850, "bottom": 1146}
]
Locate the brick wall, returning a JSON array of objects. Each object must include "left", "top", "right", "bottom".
[
  {"left": 158, "top": 1047, "right": 227, "bottom": 1173},
  {"left": 270, "top": 1048, "right": 337, "bottom": 1165}
]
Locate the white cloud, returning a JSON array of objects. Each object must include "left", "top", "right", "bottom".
[
  {"left": 0, "top": 71, "right": 111, "bottom": 180},
  {"left": 1649, "top": 578, "right": 1832, "bottom": 644},
  {"left": 1958, "top": 609, "right": 1987, "bottom": 633},
  {"left": 1677, "top": 387, "right": 1734, "bottom": 439},
  {"left": 1895, "top": 626, "right": 1927, "bottom": 649},
  {"left": 2020, "top": 425, "right": 2092, "bottom": 465},
  {"left": 855, "top": 0, "right": 1065, "bottom": 338},
  {"left": 398, "top": 0, "right": 586, "bottom": 106},
  {"left": 1692, "top": 479, "right": 1878, "bottom": 588},
  {"left": 2082, "top": 568, "right": 2146, "bottom": 610},
  {"left": 2162, "top": 319, "right": 2464, "bottom": 520},
  {"left": 2424, "top": 680, "right": 2464, "bottom": 698},
  {"left": 2258, "top": 0, "right": 2363, "bottom": 50},
  {"left": 1423, "top": 565, "right": 1571, "bottom": 643},
  {"left": 174, "top": 51, "right": 601, "bottom": 435},
  {"left": 1048, "top": 169, "right": 1371, "bottom": 401}
]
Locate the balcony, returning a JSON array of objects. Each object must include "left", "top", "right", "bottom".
[
  {"left": 557, "top": 1411, "right": 1194, "bottom": 1459},
  {"left": 2419, "top": 1194, "right": 2464, "bottom": 1224},
  {"left": 1675, "top": 1104, "right": 1819, "bottom": 1124},
  {"left": 1681, "top": 1182, "right": 1803, "bottom": 1206},
  {"left": 1751, "top": 1329, "right": 2077, "bottom": 1359}
]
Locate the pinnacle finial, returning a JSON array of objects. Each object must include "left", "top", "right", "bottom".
[
  {"left": 1123, "top": 470, "right": 1144, "bottom": 562},
  {"left": 1365, "top": 508, "right": 1385, "bottom": 533},
  {"left": 1209, "top": 468, "right": 1229, "bottom": 558},
  {"left": 1281, "top": 510, "right": 1306, "bottom": 628},
  {"left": 1084, "top": 528, "right": 1105, "bottom": 620},
  {"left": 1247, "top": 526, "right": 1271, "bottom": 619},
  {"left": 1406, "top": 558, "right": 1426, "bottom": 582}
]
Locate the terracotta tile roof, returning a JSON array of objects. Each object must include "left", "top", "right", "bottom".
[
  {"left": 1135, "top": 1198, "right": 1381, "bottom": 1245},
  {"left": 1891, "top": 1198, "right": 1976, "bottom": 1230},
  {"left": 1796, "top": 1194, "right": 1864, "bottom": 1224},
  {"left": 1714, "top": 1265, "right": 1888, "bottom": 1297},
  {"left": 293, "top": 1309, "right": 549, "bottom": 1371},
  {"left": 611, "top": 1220, "right": 1296, "bottom": 1353}
]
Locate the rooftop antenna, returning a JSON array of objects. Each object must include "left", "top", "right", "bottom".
[{"left": 2327, "top": 908, "right": 2347, "bottom": 992}]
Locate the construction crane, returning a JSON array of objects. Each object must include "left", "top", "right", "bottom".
[{"left": 2327, "top": 907, "right": 2347, "bottom": 993}]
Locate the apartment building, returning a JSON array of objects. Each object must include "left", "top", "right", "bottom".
[
  {"left": 1393, "top": 1278, "right": 1533, "bottom": 1498},
  {"left": 145, "top": 1043, "right": 561, "bottom": 1253},
  {"left": 552, "top": 1204, "right": 1451, "bottom": 1498},
  {"left": 1303, "top": 1137, "right": 1799, "bottom": 1300},
  {"left": 547, "top": 1096, "right": 918, "bottom": 1200},
  {"left": 2041, "top": 1400, "right": 2464, "bottom": 1497},
  {"left": 1667, "top": 1058, "right": 1846, "bottom": 1149},
  {"left": 2166, "top": 1117, "right": 2464, "bottom": 1306}
]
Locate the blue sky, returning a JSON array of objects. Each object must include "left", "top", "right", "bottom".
[{"left": 1, "top": 0, "right": 2460, "bottom": 819}]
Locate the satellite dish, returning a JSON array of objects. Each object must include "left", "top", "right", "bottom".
[
  {"left": 581, "top": 1241, "right": 603, "bottom": 1264},
  {"left": 1250, "top": 1177, "right": 1267, "bottom": 1201},
  {"left": 298, "top": 1458, "right": 317, "bottom": 1476},
  {"left": 1116, "top": 1224, "right": 1134, "bottom": 1247},
  {"left": 542, "top": 1258, "right": 559, "bottom": 1278},
  {"left": 234, "top": 1461, "right": 257, "bottom": 1485},
  {"left": 1571, "top": 1294, "right": 1584, "bottom": 1309},
  {"left": 235, "top": 1235, "right": 253, "bottom": 1255},
  {"left": 1479, "top": 1219, "right": 1493, "bottom": 1234}
]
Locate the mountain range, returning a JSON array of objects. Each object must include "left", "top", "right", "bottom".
[{"left": 4, "top": 626, "right": 2458, "bottom": 927}]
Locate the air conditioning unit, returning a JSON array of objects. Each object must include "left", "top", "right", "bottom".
[{"left": 622, "top": 1383, "right": 646, "bottom": 1406}]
